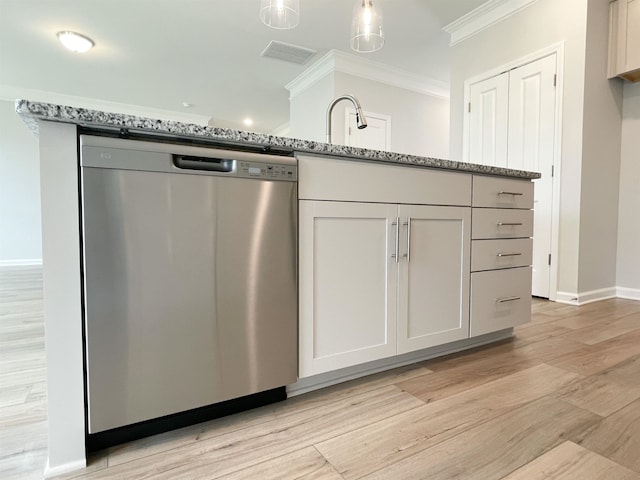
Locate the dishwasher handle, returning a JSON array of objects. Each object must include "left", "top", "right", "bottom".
[{"left": 173, "top": 155, "right": 235, "bottom": 173}]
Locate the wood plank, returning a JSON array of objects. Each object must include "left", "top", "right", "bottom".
[
  {"left": 317, "top": 364, "right": 581, "bottom": 480},
  {"left": 549, "top": 328, "right": 640, "bottom": 376},
  {"left": 575, "top": 398, "right": 640, "bottom": 474},
  {"left": 213, "top": 447, "right": 343, "bottom": 480},
  {"left": 106, "top": 363, "right": 432, "bottom": 468},
  {"left": 501, "top": 441, "right": 640, "bottom": 480},
  {"left": 0, "top": 384, "right": 30, "bottom": 408},
  {"left": 94, "top": 386, "right": 423, "bottom": 479},
  {"left": 561, "top": 312, "right": 640, "bottom": 345},
  {"left": 358, "top": 397, "right": 600, "bottom": 480},
  {"left": 555, "top": 374, "right": 640, "bottom": 417},
  {"left": 512, "top": 321, "right": 574, "bottom": 345}
]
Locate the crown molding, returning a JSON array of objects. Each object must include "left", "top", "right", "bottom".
[
  {"left": 284, "top": 50, "right": 336, "bottom": 98},
  {"left": 0, "top": 85, "right": 212, "bottom": 125},
  {"left": 285, "top": 49, "right": 449, "bottom": 99},
  {"left": 443, "top": 0, "right": 540, "bottom": 46}
]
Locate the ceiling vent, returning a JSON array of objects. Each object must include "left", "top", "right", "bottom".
[{"left": 260, "top": 40, "right": 317, "bottom": 65}]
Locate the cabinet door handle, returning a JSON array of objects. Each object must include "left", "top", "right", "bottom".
[
  {"left": 496, "top": 296, "right": 521, "bottom": 303},
  {"left": 498, "top": 191, "right": 524, "bottom": 196},
  {"left": 391, "top": 218, "right": 400, "bottom": 263},
  {"left": 497, "top": 222, "right": 523, "bottom": 226},
  {"left": 402, "top": 218, "right": 412, "bottom": 262},
  {"left": 497, "top": 252, "right": 522, "bottom": 257}
]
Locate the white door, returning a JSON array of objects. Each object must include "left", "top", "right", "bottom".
[
  {"left": 507, "top": 54, "right": 557, "bottom": 298},
  {"left": 466, "top": 54, "right": 557, "bottom": 299},
  {"left": 396, "top": 205, "right": 471, "bottom": 354},
  {"left": 468, "top": 72, "right": 509, "bottom": 167},
  {"left": 345, "top": 109, "right": 391, "bottom": 151},
  {"left": 298, "top": 200, "right": 398, "bottom": 377}
]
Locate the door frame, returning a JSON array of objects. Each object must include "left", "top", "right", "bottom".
[
  {"left": 344, "top": 108, "right": 392, "bottom": 151},
  {"left": 462, "top": 42, "right": 564, "bottom": 302}
]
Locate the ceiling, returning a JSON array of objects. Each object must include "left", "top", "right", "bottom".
[{"left": 0, "top": 0, "right": 488, "bottom": 132}]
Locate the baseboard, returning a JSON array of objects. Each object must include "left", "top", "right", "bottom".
[
  {"left": 556, "top": 287, "right": 617, "bottom": 306},
  {"left": 43, "top": 458, "right": 87, "bottom": 478},
  {"left": 617, "top": 287, "right": 640, "bottom": 301},
  {"left": 0, "top": 258, "right": 43, "bottom": 267},
  {"left": 287, "top": 329, "right": 514, "bottom": 397}
]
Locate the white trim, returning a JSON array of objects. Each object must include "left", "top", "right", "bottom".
[
  {"left": 285, "top": 50, "right": 449, "bottom": 100},
  {"left": 555, "top": 288, "right": 618, "bottom": 306},
  {"left": 548, "top": 45, "right": 565, "bottom": 303},
  {"left": 0, "top": 85, "right": 211, "bottom": 125},
  {"left": 444, "top": 0, "right": 541, "bottom": 46},
  {"left": 284, "top": 50, "right": 335, "bottom": 99},
  {"left": 43, "top": 458, "right": 87, "bottom": 479},
  {"left": 617, "top": 287, "right": 640, "bottom": 301},
  {"left": 344, "top": 108, "right": 392, "bottom": 151},
  {"left": 555, "top": 292, "right": 580, "bottom": 305},
  {"left": 0, "top": 258, "right": 43, "bottom": 267},
  {"left": 288, "top": 329, "right": 513, "bottom": 397}
]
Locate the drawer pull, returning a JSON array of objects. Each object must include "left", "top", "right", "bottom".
[
  {"left": 497, "top": 222, "right": 523, "bottom": 227},
  {"left": 402, "top": 218, "right": 412, "bottom": 262},
  {"left": 391, "top": 218, "right": 400, "bottom": 263},
  {"left": 497, "top": 252, "right": 522, "bottom": 257},
  {"left": 498, "top": 191, "right": 524, "bottom": 196},
  {"left": 496, "top": 296, "right": 521, "bottom": 303}
]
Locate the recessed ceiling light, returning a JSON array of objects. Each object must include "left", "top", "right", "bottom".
[
  {"left": 182, "top": 102, "right": 193, "bottom": 108},
  {"left": 243, "top": 118, "right": 254, "bottom": 127},
  {"left": 57, "top": 31, "right": 95, "bottom": 53}
]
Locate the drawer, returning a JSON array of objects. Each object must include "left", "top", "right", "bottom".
[
  {"left": 473, "top": 176, "right": 534, "bottom": 209},
  {"left": 472, "top": 208, "right": 533, "bottom": 239},
  {"left": 297, "top": 154, "right": 472, "bottom": 206},
  {"left": 470, "top": 267, "right": 532, "bottom": 337},
  {"left": 471, "top": 238, "right": 533, "bottom": 272}
]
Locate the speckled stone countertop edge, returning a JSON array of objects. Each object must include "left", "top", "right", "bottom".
[{"left": 15, "top": 100, "right": 541, "bottom": 180}]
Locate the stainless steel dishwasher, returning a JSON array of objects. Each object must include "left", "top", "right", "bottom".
[{"left": 80, "top": 135, "right": 297, "bottom": 435}]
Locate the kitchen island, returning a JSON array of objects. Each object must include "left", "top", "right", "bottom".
[{"left": 16, "top": 100, "right": 540, "bottom": 477}]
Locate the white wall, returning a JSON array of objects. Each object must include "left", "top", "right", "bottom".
[
  {"left": 0, "top": 99, "right": 42, "bottom": 265},
  {"left": 289, "top": 72, "right": 450, "bottom": 159},
  {"left": 578, "top": 0, "right": 623, "bottom": 294},
  {"left": 333, "top": 73, "right": 450, "bottom": 159},
  {"left": 289, "top": 74, "right": 335, "bottom": 143},
  {"left": 449, "top": 0, "right": 589, "bottom": 297},
  {"left": 617, "top": 82, "right": 640, "bottom": 294}
]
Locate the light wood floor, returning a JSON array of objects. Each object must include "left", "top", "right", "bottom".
[{"left": 3, "top": 266, "right": 640, "bottom": 479}]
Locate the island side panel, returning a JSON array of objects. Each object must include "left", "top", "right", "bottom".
[{"left": 39, "top": 121, "right": 87, "bottom": 475}]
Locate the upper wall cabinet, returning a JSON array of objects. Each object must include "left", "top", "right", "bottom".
[{"left": 609, "top": 0, "right": 640, "bottom": 82}]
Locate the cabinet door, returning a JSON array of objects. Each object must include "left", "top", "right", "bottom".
[
  {"left": 397, "top": 205, "right": 471, "bottom": 354},
  {"left": 299, "top": 201, "right": 398, "bottom": 377}
]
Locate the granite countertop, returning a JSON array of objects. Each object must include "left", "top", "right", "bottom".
[{"left": 16, "top": 100, "right": 541, "bottom": 179}]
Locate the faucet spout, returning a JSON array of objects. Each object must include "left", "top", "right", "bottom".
[{"left": 326, "top": 94, "right": 368, "bottom": 144}]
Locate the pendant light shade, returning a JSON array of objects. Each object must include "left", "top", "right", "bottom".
[
  {"left": 259, "top": 0, "right": 300, "bottom": 29},
  {"left": 350, "top": 0, "right": 384, "bottom": 53}
]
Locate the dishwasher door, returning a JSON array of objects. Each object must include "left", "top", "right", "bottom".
[{"left": 81, "top": 142, "right": 297, "bottom": 434}]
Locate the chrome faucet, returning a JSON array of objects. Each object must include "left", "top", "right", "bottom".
[{"left": 326, "top": 94, "right": 368, "bottom": 144}]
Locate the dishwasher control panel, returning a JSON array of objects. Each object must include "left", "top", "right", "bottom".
[{"left": 238, "top": 161, "right": 297, "bottom": 181}]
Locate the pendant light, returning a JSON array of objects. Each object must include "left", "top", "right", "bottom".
[
  {"left": 56, "top": 31, "right": 95, "bottom": 53},
  {"left": 259, "top": 0, "right": 300, "bottom": 29},
  {"left": 350, "top": 0, "right": 384, "bottom": 53}
]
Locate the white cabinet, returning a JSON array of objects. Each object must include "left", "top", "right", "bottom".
[
  {"left": 609, "top": 0, "right": 640, "bottom": 82},
  {"left": 298, "top": 201, "right": 398, "bottom": 377},
  {"left": 470, "top": 176, "right": 533, "bottom": 337},
  {"left": 397, "top": 205, "right": 470, "bottom": 354},
  {"left": 299, "top": 200, "right": 471, "bottom": 378}
]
